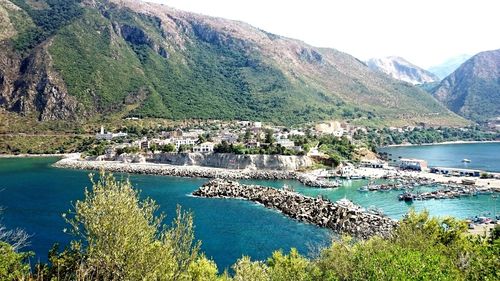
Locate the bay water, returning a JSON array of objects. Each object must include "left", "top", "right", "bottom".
[{"left": 0, "top": 152, "right": 498, "bottom": 270}]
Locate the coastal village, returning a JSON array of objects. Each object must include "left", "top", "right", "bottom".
[{"left": 53, "top": 119, "right": 500, "bottom": 233}]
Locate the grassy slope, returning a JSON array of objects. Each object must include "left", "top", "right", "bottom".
[{"left": 2, "top": 1, "right": 467, "bottom": 127}]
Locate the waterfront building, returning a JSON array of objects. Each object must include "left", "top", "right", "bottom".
[
  {"left": 430, "top": 167, "right": 482, "bottom": 177},
  {"left": 399, "top": 158, "right": 428, "bottom": 171},
  {"left": 340, "top": 163, "right": 355, "bottom": 177},
  {"left": 360, "top": 159, "right": 386, "bottom": 168}
]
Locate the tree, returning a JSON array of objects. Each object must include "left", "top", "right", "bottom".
[
  {"left": 57, "top": 172, "right": 202, "bottom": 280},
  {"left": 244, "top": 129, "right": 252, "bottom": 142},
  {"left": 265, "top": 129, "right": 275, "bottom": 144},
  {"left": 232, "top": 256, "right": 269, "bottom": 281},
  {"left": 0, "top": 210, "right": 31, "bottom": 280},
  {"left": 160, "top": 144, "right": 176, "bottom": 153},
  {"left": 0, "top": 242, "right": 31, "bottom": 280},
  {"left": 267, "top": 249, "right": 313, "bottom": 281}
]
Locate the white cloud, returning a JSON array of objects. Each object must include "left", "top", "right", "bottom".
[{"left": 146, "top": 0, "right": 500, "bottom": 68}]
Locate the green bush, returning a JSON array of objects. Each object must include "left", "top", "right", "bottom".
[{"left": 0, "top": 241, "right": 31, "bottom": 280}]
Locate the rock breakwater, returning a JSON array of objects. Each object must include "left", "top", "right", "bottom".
[
  {"left": 193, "top": 179, "right": 397, "bottom": 239},
  {"left": 53, "top": 158, "right": 339, "bottom": 188},
  {"left": 399, "top": 186, "right": 498, "bottom": 201}
]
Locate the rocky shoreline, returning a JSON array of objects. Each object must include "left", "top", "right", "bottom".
[
  {"left": 193, "top": 179, "right": 397, "bottom": 239},
  {"left": 53, "top": 157, "right": 339, "bottom": 188}
]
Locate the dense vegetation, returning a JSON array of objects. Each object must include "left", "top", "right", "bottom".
[
  {"left": 354, "top": 126, "right": 499, "bottom": 148},
  {"left": 3, "top": 173, "right": 497, "bottom": 280},
  {"left": 1, "top": 0, "right": 466, "bottom": 126},
  {"left": 10, "top": 0, "right": 83, "bottom": 53}
]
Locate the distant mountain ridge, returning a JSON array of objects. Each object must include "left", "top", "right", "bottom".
[
  {"left": 0, "top": 0, "right": 465, "bottom": 126},
  {"left": 367, "top": 56, "right": 440, "bottom": 85},
  {"left": 432, "top": 49, "right": 500, "bottom": 122},
  {"left": 428, "top": 54, "right": 472, "bottom": 79}
]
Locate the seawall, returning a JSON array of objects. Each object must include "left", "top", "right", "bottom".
[
  {"left": 151, "top": 152, "right": 313, "bottom": 171},
  {"left": 193, "top": 179, "right": 397, "bottom": 239}
]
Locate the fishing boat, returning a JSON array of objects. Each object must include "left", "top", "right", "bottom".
[
  {"left": 358, "top": 186, "right": 369, "bottom": 192},
  {"left": 462, "top": 159, "right": 471, "bottom": 163}
]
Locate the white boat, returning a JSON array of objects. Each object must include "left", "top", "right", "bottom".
[{"left": 462, "top": 159, "right": 471, "bottom": 163}]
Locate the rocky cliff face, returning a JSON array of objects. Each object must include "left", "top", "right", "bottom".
[
  {"left": 0, "top": 0, "right": 465, "bottom": 126},
  {"left": 432, "top": 49, "right": 500, "bottom": 121},
  {"left": 151, "top": 152, "right": 313, "bottom": 171},
  {"left": 8, "top": 42, "right": 82, "bottom": 120},
  {"left": 367, "top": 56, "right": 440, "bottom": 85}
]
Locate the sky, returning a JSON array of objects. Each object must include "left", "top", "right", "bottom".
[{"left": 146, "top": 0, "right": 500, "bottom": 68}]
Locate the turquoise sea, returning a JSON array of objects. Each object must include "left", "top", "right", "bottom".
[
  {"left": 378, "top": 142, "right": 500, "bottom": 172},
  {"left": 0, "top": 149, "right": 498, "bottom": 270}
]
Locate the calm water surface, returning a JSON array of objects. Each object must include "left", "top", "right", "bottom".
[
  {"left": 0, "top": 156, "right": 498, "bottom": 270},
  {"left": 378, "top": 142, "right": 500, "bottom": 172}
]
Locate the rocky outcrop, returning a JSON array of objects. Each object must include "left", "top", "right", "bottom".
[
  {"left": 367, "top": 56, "right": 439, "bottom": 85},
  {"left": 1, "top": 41, "right": 82, "bottom": 121},
  {"left": 151, "top": 152, "right": 313, "bottom": 171},
  {"left": 193, "top": 179, "right": 397, "bottom": 239}
]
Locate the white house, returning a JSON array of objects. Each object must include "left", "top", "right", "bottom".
[
  {"left": 340, "top": 164, "right": 355, "bottom": 177},
  {"left": 314, "top": 121, "right": 344, "bottom": 137},
  {"left": 96, "top": 126, "right": 128, "bottom": 140},
  {"left": 193, "top": 142, "right": 215, "bottom": 153},
  {"left": 276, "top": 139, "right": 295, "bottom": 148},
  {"left": 173, "top": 138, "right": 197, "bottom": 149},
  {"left": 221, "top": 133, "right": 239, "bottom": 144}
]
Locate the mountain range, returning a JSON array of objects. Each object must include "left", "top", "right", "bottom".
[
  {"left": 428, "top": 54, "right": 471, "bottom": 80},
  {"left": 432, "top": 49, "right": 500, "bottom": 122},
  {"left": 0, "top": 0, "right": 466, "bottom": 126},
  {"left": 366, "top": 57, "right": 439, "bottom": 85}
]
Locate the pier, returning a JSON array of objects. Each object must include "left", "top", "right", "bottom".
[{"left": 193, "top": 179, "right": 397, "bottom": 239}]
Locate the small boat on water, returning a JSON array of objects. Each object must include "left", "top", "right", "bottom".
[{"left": 462, "top": 159, "right": 471, "bottom": 163}]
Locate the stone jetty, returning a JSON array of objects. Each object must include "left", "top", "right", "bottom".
[
  {"left": 193, "top": 179, "right": 397, "bottom": 239},
  {"left": 359, "top": 178, "right": 436, "bottom": 192},
  {"left": 398, "top": 186, "right": 498, "bottom": 201},
  {"left": 53, "top": 157, "right": 338, "bottom": 188}
]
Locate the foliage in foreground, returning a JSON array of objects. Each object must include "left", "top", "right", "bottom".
[{"left": 1, "top": 173, "right": 499, "bottom": 280}]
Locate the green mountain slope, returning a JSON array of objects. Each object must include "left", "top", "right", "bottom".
[
  {"left": 432, "top": 49, "right": 500, "bottom": 122},
  {"left": 0, "top": 0, "right": 466, "bottom": 126}
]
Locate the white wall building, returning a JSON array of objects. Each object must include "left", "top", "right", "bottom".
[
  {"left": 96, "top": 126, "right": 128, "bottom": 140},
  {"left": 173, "top": 138, "right": 197, "bottom": 148},
  {"left": 193, "top": 142, "right": 215, "bottom": 153},
  {"left": 276, "top": 139, "right": 295, "bottom": 148}
]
